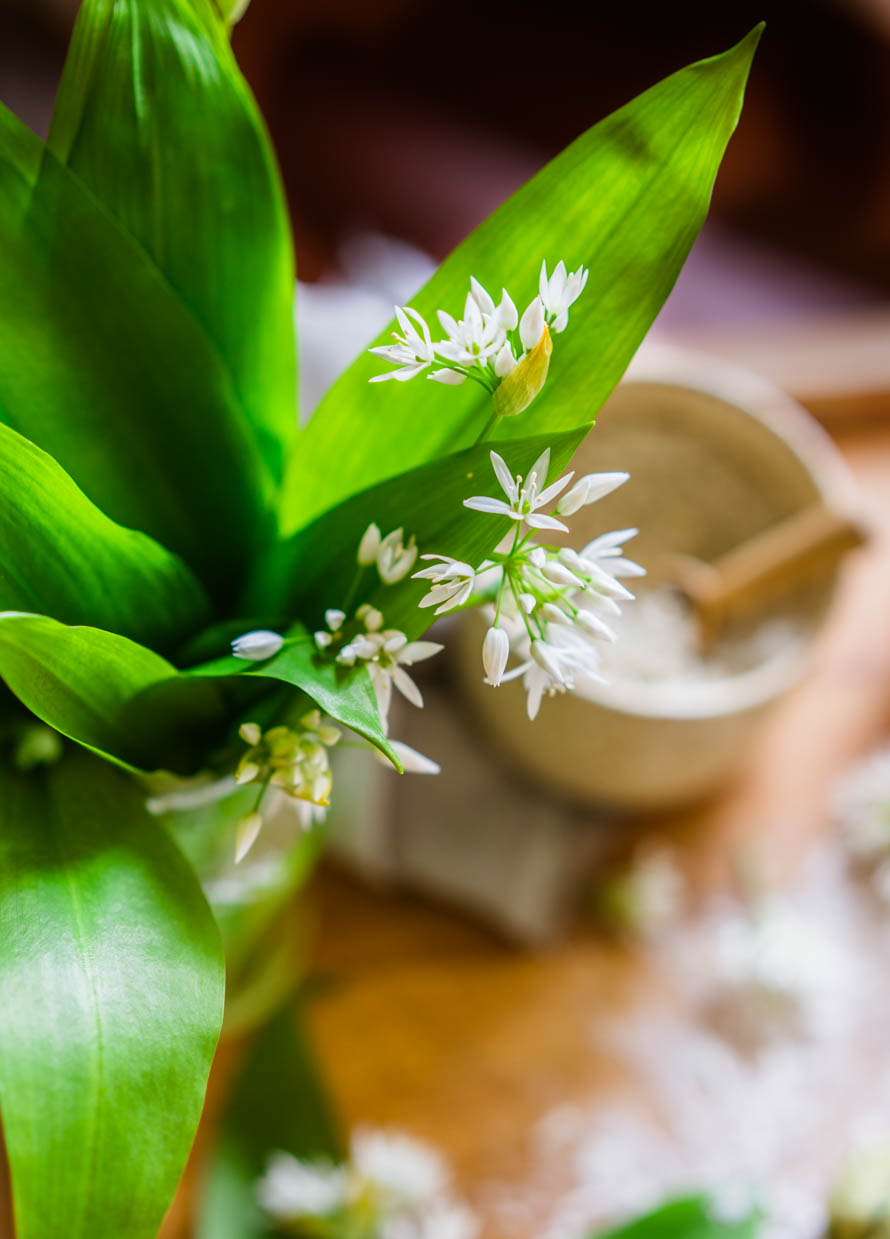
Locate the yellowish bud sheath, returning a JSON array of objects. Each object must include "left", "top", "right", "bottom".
[{"left": 491, "top": 324, "right": 552, "bottom": 418}]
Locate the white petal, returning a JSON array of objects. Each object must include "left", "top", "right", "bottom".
[
  {"left": 437, "top": 309, "right": 460, "bottom": 337},
  {"left": 519, "top": 296, "right": 546, "bottom": 351},
  {"left": 463, "top": 496, "right": 516, "bottom": 517},
  {"left": 535, "top": 470, "right": 574, "bottom": 508},
  {"left": 574, "top": 610, "right": 617, "bottom": 641},
  {"left": 325, "top": 608, "right": 346, "bottom": 630},
  {"left": 430, "top": 368, "right": 466, "bottom": 385},
  {"left": 489, "top": 450, "right": 517, "bottom": 500},
  {"left": 400, "top": 640, "right": 444, "bottom": 664},
  {"left": 551, "top": 310, "right": 569, "bottom": 334},
  {"left": 583, "top": 527, "right": 638, "bottom": 557},
  {"left": 518, "top": 592, "right": 536, "bottom": 614},
  {"left": 579, "top": 471, "right": 630, "bottom": 507},
  {"left": 435, "top": 578, "right": 473, "bottom": 615},
  {"left": 541, "top": 603, "right": 572, "bottom": 626},
  {"left": 391, "top": 363, "right": 428, "bottom": 381},
  {"left": 542, "top": 560, "right": 585, "bottom": 588},
  {"left": 608, "top": 557, "right": 646, "bottom": 578},
  {"left": 526, "top": 513, "right": 570, "bottom": 532},
  {"left": 493, "top": 340, "right": 516, "bottom": 378},
  {"left": 531, "top": 639, "right": 565, "bottom": 682},
  {"left": 527, "top": 446, "right": 551, "bottom": 490},
  {"left": 470, "top": 276, "right": 495, "bottom": 316},
  {"left": 387, "top": 740, "right": 441, "bottom": 775},
  {"left": 497, "top": 289, "right": 518, "bottom": 331},
  {"left": 392, "top": 666, "right": 424, "bottom": 708}
]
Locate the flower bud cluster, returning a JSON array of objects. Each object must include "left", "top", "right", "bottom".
[{"left": 235, "top": 713, "right": 340, "bottom": 806}]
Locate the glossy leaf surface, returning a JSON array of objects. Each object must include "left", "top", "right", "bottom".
[
  {"left": 0, "top": 754, "right": 225, "bottom": 1239},
  {"left": 281, "top": 29, "right": 760, "bottom": 532}
]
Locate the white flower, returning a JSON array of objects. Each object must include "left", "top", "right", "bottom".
[
  {"left": 463, "top": 448, "right": 573, "bottom": 532},
  {"left": 257, "top": 1151, "right": 348, "bottom": 1220},
  {"left": 555, "top": 470, "right": 629, "bottom": 516},
  {"left": 377, "top": 528, "right": 418, "bottom": 584},
  {"left": 482, "top": 626, "right": 510, "bottom": 686},
  {"left": 539, "top": 259, "right": 589, "bottom": 333},
  {"left": 518, "top": 295, "right": 546, "bottom": 351},
  {"left": 414, "top": 555, "right": 477, "bottom": 615},
  {"left": 436, "top": 290, "right": 505, "bottom": 367},
  {"left": 231, "top": 629, "right": 284, "bottom": 661},
  {"left": 351, "top": 1128, "right": 449, "bottom": 1205},
  {"left": 367, "top": 633, "right": 443, "bottom": 726},
  {"left": 369, "top": 306, "right": 436, "bottom": 382}
]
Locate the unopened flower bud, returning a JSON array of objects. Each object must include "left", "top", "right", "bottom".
[
  {"left": 482, "top": 626, "right": 510, "bottom": 686},
  {"left": 231, "top": 630, "right": 284, "bottom": 661}
]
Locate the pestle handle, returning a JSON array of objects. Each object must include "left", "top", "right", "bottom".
[{"left": 668, "top": 504, "right": 868, "bottom": 647}]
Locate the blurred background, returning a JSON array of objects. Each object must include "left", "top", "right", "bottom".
[{"left": 6, "top": 5, "right": 890, "bottom": 1238}]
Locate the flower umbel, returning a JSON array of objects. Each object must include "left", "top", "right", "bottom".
[
  {"left": 419, "top": 447, "right": 641, "bottom": 719},
  {"left": 367, "top": 260, "right": 588, "bottom": 422},
  {"left": 233, "top": 713, "right": 339, "bottom": 861},
  {"left": 256, "top": 1127, "right": 478, "bottom": 1239}
]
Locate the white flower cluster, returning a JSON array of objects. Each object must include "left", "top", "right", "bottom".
[
  {"left": 257, "top": 1128, "right": 478, "bottom": 1239},
  {"left": 368, "top": 260, "right": 587, "bottom": 395},
  {"left": 834, "top": 746, "right": 890, "bottom": 901},
  {"left": 232, "top": 714, "right": 340, "bottom": 861},
  {"left": 416, "top": 447, "right": 643, "bottom": 719}
]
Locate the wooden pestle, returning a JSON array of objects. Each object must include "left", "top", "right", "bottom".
[{"left": 661, "top": 503, "right": 868, "bottom": 650}]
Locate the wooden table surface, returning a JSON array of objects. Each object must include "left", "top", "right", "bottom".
[{"left": 300, "top": 349, "right": 890, "bottom": 1237}]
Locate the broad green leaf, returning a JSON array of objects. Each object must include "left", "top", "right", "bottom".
[
  {"left": 0, "top": 422, "right": 211, "bottom": 652},
  {"left": 0, "top": 100, "right": 274, "bottom": 601},
  {"left": 48, "top": 0, "right": 297, "bottom": 482},
  {"left": 250, "top": 428, "right": 586, "bottom": 638},
  {"left": 590, "top": 1197, "right": 761, "bottom": 1239},
  {"left": 196, "top": 1002, "right": 342, "bottom": 1239},
  {"left": 187, "top": 622, "right": 399, "bottom": 767},
  {"left": 281, "top": 28, "right": 760, "bottom": 532},
  {"left": 0, "top": 613, "right": 224, "bottom": 773},
  {"left": 0, "top": 753, "right": 225, "bottom": 1239}
]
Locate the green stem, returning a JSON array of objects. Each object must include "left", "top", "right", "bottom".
[{"left": 474, "top": 409, "right": 500, "bottom": 444}]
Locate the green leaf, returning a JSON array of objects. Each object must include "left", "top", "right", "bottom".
[
  {"left": 0, "top": 753, "right": 225, "bottom": 1239},
  {"left": 0, "top": 613, "right": 224, "bottom": 773},
  {"left": 251, "top": 427, "right": 586, "bottom": 638},
  {"left": 187, "top": 623, "right": 399, "bottom": 768},
  {"left": 47, "top": 0, "right": 297, "bottom": 483},
  {"left": 0, "top": 100, "right": 274, "bottom": 601},
  {"left": 589, "top": 1197, "right": 761, "bottom": 1239},
  {"left": 281, "top": 28, "right": 760, "bottom": 532},
  {"left": 0, "top": 422, "right": 211, "bottom": 652},
  {"left": 196, "top": 1002, "right": 342, "bottom": 1239}
]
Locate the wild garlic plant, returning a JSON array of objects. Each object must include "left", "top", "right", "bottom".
[
  {"left": 0, "top": 2, "right": 759, "bottom": 1234},
  {"left": 227, "top": 263, "right": 644, "bottom": 856}
]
